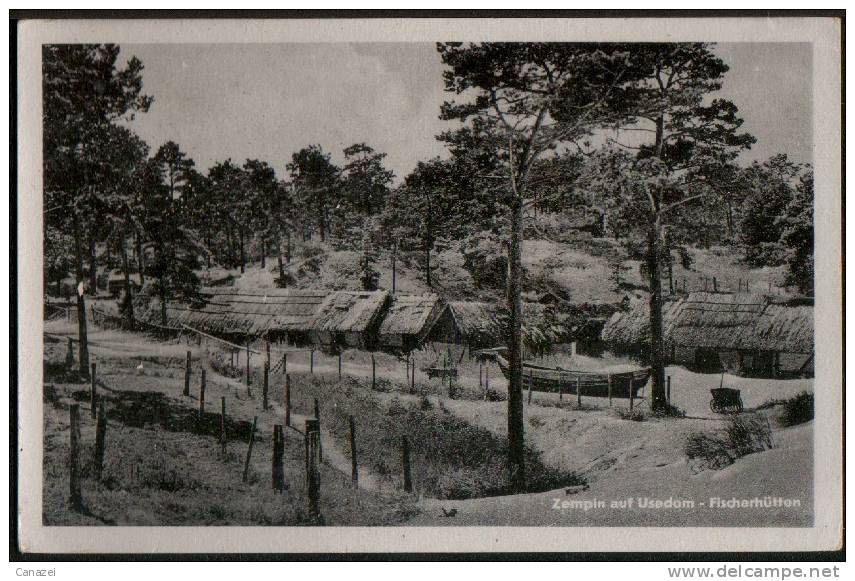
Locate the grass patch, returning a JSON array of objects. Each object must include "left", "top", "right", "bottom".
[
  {"left": 285, "top": 374, "right": 582, "bottom": 499},
  {"left": 684, "top": 414, "right": 773, "bottom": 473}
]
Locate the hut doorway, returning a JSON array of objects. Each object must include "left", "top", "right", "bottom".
[{"left": 693, "top": 347, "right": 722, "bottom": 372}]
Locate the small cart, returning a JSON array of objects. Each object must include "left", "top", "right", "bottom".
[{"left": 709, "top": 387, "right": 744, "bottom": 414}]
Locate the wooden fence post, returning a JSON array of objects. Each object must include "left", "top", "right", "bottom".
[
  {"left": 527, "top": 369, "right": 533, "bottom": 404},
  {"left": 282, "top": 353, "right": 288, "bottom": 377},
  {"left": 411, "top": 356, "right": 416, "bottom": 393},
  {"left": 713, "top": 276, "right": 718, "bottom": 292},
  {"left": 262, "top": 362, "right": 269, "bottom": 411},
  {"left": 313, "top": 397, "right": 323, "bottom": 462},
  {"left": 199, "top": 369, "right": 206, "bottom": 418},
  {"left": 242, "top": 416, "right": 257, "bottom": 483},
  {"left": 284, "top": 374, "right": 291, "bottom": 427},
  {"left": 68, "top": 403, "right": 82, "bottom": 509},
  {"left": 479, "top": 360, "right": 483, "bottom": 390},
  {"left": 220, "top": 397, "right": 227, "bottom": 457},
  {"left": 90, "top": 362, "right": 97, "bottom": 419},
  {"left": 272, "top": 425, "right": 285, "bottom": 492},
  {"left": 310, "top": 349, "right": 315, "bottom": 374},
  {"left": 183, "top": 350, "right": 191, "bottom": 396},
  {"left": 558, "top": 377, "right": 564, "bottom": 402},
  {"left": 629, "top": 378, "right": 635, "bottom": 411},
  {"left": 607, "top": 374, "right": 613, "bottom": 407},
  {"left": 338, "top": 351, "right": 342, "bottom": 380},
  {"left": 265, "top": 339, "right": 271, "bottom": 370},
  {"left": 245, "top": 343, "right": 251, "bottom": 396},
  {"left": 371, "top": 354, "right": 376, "bottom": 390},
  {"left": 349, "top": 415, "right": 358, "bottom": 489},
  {"left": 576, "top": 376, "right": 582, "bottom": 407},
  {"left": 401, "top": 436, "right": 413, "bottom": 493},
  {"left": 305, "top": 419, "right": 321, "bottom": 519},
  {"left": 667, "top": 376, "right": 672, "bottom": 406},
  {"left": 231, "top": 349, "right": 235, "bottom": 368},
  {"left": 93, "top": 400, "right": 108, "bottom": 481},
  {"left": 66, "top": 337, "right": 74, "bottom": 369}
]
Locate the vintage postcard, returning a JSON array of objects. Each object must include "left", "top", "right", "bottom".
[{"left": 14, "top": 15, "right": 843, "bottom": 554}]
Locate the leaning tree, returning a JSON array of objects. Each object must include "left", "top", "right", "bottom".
[{"left": 437, "top": 42, "right": 638, "bottom": 491}]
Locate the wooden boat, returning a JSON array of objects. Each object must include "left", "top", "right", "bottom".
[{"left": 494, "top": 353, "right": 649, "bottom": 399}]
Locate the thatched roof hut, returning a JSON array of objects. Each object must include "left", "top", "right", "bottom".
[
  {"left": 602, "top": 292, "right": 812, "bottom": 354},
  {"left": 309, "top": 290, "right": 390, "bottom": 347},
  {"left": 601, "top": 292, "right": 813, "bottom": 375},
  {"left": 134, "top": 288, "right": 329, "bottom": 338},
  {"left": 377, "top": 293, "right": 449, "bottom": 348},
  {"left": 446, "top": 301, "right": 571, "bottom": 352}
]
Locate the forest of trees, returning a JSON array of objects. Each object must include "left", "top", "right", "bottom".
[{"left": 44, "top": 43, "right": 814, "bottom": 487}]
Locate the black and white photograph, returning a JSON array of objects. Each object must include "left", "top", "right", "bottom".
[{"left": 13, "top": 15, "right": 843, "bottom": 555}]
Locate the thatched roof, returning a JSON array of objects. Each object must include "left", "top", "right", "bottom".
[
  {"left": 448, "top": 301, "right": 571, "bottom": 348},
  {"left": 601, "top": 292, "right": 813, "bottom": 354},
  {"left": 377, "top": 293, "right": 446, "bottom": 342},
  {"left": 135, "top": 288, "right": 329, "bottom": 336},
  {"left": 309, "top": 291, "right": 389, "bottom": 333}
]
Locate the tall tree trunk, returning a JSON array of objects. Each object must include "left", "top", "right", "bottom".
[
  {"left": 318, "top": 211, "right": 326, "bottom": 242},
  {"left": 424, "top": 242, "right": 432, "bottom": 288},
  {"left": 261, "top": 237, "right": 266, "bottom": 269},
  {"left": 647, "top": 212, "right": 667, "bottom": 411},
  {"left": 136, "top": 231, "right": 145, "bottom": 287},
  {"left": 286, "top": 231, "right": 291, "bottom": 264},
  {"left": 88, "top": 235, "right": 98, "bottom": 293},
  {"left": 506, "top": 197, "right": 526, "bottom": 492},
  {"left": 205, "top": 229, "right": 212, "bottom": 269},
  {"left": 277, "top": 242, "right": 285, "bottom": 287},
  {"left": 239, "top": 229, "right": 245, "bottom": 274},
  {"left": 647, "top": 114, "right": 668, "bottom": 412},
  {"left": 72, "top": 216, "right": 90, "bottom": 380},
  {"left": 119, "top": 231, "right": 135, "bottom": 331}
]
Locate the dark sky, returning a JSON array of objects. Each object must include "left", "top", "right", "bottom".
[{"left": 121, "top": 42, "right": 812, "bottom": 182}]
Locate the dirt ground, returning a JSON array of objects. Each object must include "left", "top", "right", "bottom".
[{"left": 42, "top": 318, "right": 814, "bottom": 527}]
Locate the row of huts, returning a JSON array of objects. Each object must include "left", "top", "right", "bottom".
[
  {"left": 132, "top": 288, "right": 586, "bottom": 356},
  {"left": 600, "top": 292, "right": 814, "bottom": 377}
]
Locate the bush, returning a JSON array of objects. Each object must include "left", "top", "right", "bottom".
[
  {"left": 653, "top": 404, "right": 686, "bottom": 418},
  {"left": 617, "top": 408, "right": 645, "bottom": 422},
  {"left": 484, "top": 388, "right": 507, "bottom": 402},
  {"left": 779, "top": 391, "right": 814, "bottom": 427},
  {"left": 685, "top": 414, "right": 773, "bottom": 473}
]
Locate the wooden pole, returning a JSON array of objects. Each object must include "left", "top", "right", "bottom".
[
  {"left": 608, "top": 374, "right": 613, "bottom": 407},
  {"left": 314, "top": 397, "right": 323, "bottom": 463},
  {"left": 411, "top": 356, "right": 416, "bottom": 392},
  {"left": 576, "top": 376, "right": 582, "bottom": 407},
  {"left": 245, "top": 343, "right": 251, "bottom": 395},
  {"left": 338, "top": 351, "right": 342, "bottom": 380},
  {"left": 310, "top": 349, "right": 315, "bottom": 374},
  {"left": 66, "top": 337, "right": 74, "bottom": 369},
  {"left": 220, "top": 397, "right": 227, "bottom": 457},
  {"left": 401, "top": 436, "right": 413, "bottom": 493},
  {"left": 93, "top": 400, "right": 107, "bottom": 481},
  {"left": 68, "top": 403, "right": 82, "bottom": 509},
  {"left": 272, "top": 425, "right": 285, "bottom": 492},
  {"left": 183, "top": 350, "right": 191, "bottom": 396},
  {"left": 713, "top": 276, "right": 718, "bottom": 292},
  {"left": 284, "top": 373, "right": 291, "bottom": 427},
  {"left": 479, "top": 360, "right": 483, "bottom": 390},
  {"left": 559, "top": 376, "right": 564, "bottom": 402},
  {"left": 262, "top": 362, "right": 269, "bottom": 411},
  {"left": 265, "top": 339, "right": 271, "bottom": 369},
  {"left": 282, "top": 353, "right": 288, "bottom": 377},
  {"left": 230, "top": 349, "right": 235, "bottom": 368},
  {"left": 89, "top": 362, "right": 97, "bottom": 419},
  {"left": 242, "top": 416, "right": 257, "bottom": 483},
  {"left": 527, "top": 369, "right": 533, "bottom": 404},
  {"left": 667, "top": 375, "right": 672, "bottom": 406},
  {"left": 485, "top": 365, "right": 489, "bottom": 393},
  {"left": 349, "top": 415, "right": 358, "bottom": 489},
  {"left": 305, "top": 419, "right": 321, "bottom": 519},
  {"left": 629, "top": 378, "right": 635, "bottom": 411},
  {"left": 198, "top": 369, "right": 206, "bottom": 418},
  {"left": 371, "top": 354, "right": 376, "bottom": 390}
]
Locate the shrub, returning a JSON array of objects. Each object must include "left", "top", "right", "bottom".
[
  {"left": 484, "top": 388, "right": 507, "bottom": 402},
  {"left": 779, "top": 391, "right": 814, "bottom": 427},
  {"left": 653, "top": 403, "right": 686, "bottom": 418},
  {"left": 685, "top": 414, "right": 773, "bottom": 473},
  {"left": 617, "top": 408, "right": 645, "bottom": 422}
]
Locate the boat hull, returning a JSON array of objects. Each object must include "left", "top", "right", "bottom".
[{"left": 495, "top": 355, "right": 649, "bottom": 399}]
